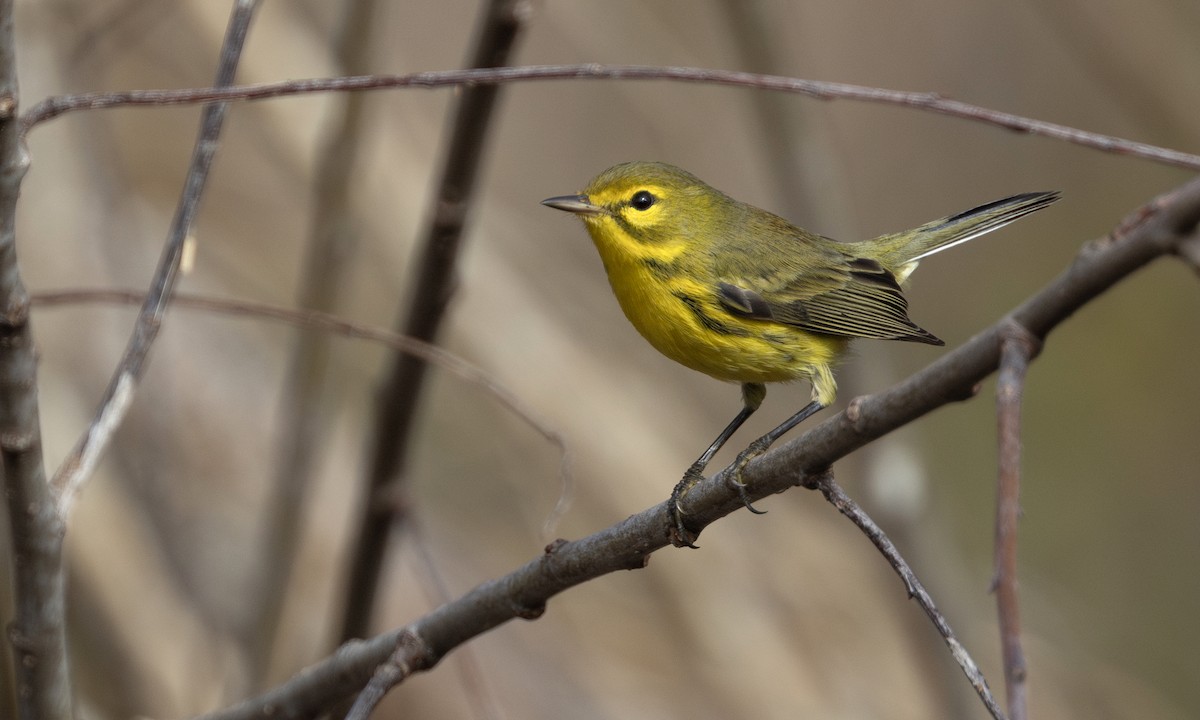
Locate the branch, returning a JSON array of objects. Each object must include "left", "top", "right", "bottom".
[
  {"left": 32, "top": 290, "right": 553, "bottom": 719},
  {"left": 808, "top": 473, "right": 1003, "bottom": 720},
  {"left": 343, "top": 521, "right": 505, "bottom": 720},
  {"left": 340, "top": 0, "right": 530, "bottom": 643},
  {"left": 992, "top": 323, "right": 1040, "bottom": 720},
  {"left": 341, "top": 632, "right": 430, "bottom": 720},
  {"left": 17, "top": 65, "right": 1200, "bottom": 171},
  {"left": 405, "top": 520, "right": 503, "bottom": 720},
  {"left": 29, "top": 289, "right": 568, "bottom": 481},
  {"left": 0, "top": 0, "right": 70, "bottom": 716},
  {"left": 193, "top": 176, "right": 1200, "bottom": 720},
  {"left": 48, "top": 0, "right": 262, "bottom": 515}
]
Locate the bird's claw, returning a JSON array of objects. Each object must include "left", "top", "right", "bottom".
[
  {"left": 729, "top": 473, "right": 767, "bottom": 515},
  {"left": 668, "top": 465, "right": 704, "bottom": 548},
  {"left": 727, "top": 445, "right": 768, "bottom": 515}
]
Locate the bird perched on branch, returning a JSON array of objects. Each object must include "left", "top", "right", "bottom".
[{"left": 544, "top": 161, "right": 1058, "bottom": 546}]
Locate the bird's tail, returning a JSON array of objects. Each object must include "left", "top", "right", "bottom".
[{"left": 863, "top": 191, "right": 1060, "bottom": 283}]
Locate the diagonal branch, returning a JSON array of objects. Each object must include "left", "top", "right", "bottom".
[
  {"left": 48, "top": 0, "right": 262, "bottom": 516},
  {"left": 19, "top": 65, "right": 1200, "bottom": 171},
  {"left": 32, "top": 287, "right": 561, "bottom": 717},
  {"left": 192, "top": 175, "right": 1200, "bottom": 720},
  {"left": 808, "top": 473, "right": 1004, "bottom": 720}
]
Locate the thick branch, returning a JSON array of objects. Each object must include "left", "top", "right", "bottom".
[
  {"left": 0, "top": 1, "right": 70, "bottom": 717},
  {"left": 194, "top": 176, "right": 1200, "bottom": 720},
  {"left": 20, "top": 65, "right": 1200, "bottom": 171}
]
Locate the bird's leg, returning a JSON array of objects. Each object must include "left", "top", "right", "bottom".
[
  {"left": 669, "top": 383, "right": 764, "bottom": 548},
  {"left": 726, "top": 400, "right": 826, "bottom": 501}
]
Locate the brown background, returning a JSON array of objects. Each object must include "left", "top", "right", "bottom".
[{"left": 7, "top": 1, "right": 1199, "bottom": 718}]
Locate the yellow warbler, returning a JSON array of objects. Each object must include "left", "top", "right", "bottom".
[{"left": 543, "top": 161, "right": 1057, "bottom": 545}]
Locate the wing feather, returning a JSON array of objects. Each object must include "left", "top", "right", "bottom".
[{"left": 716, "top": 251, "right": 943, "bottom": 346}]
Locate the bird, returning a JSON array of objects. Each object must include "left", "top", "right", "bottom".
[{"left": 543, "top": 161, "right": 1058, "bottom": 546}]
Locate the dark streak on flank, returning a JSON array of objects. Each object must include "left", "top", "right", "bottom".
[{"left": 673, "top": 292, "right": 750, "bottom": 336}]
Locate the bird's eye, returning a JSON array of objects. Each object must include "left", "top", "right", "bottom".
[{"left": 630, "top": 190, "right": 656, "bottom": 211}]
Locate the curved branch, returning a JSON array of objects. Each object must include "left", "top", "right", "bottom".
[
  {"left": 48, "top": 0, "right": 261, "bottom": 515},
  {"left": 29, "top": 289, "right": 568, "bottom": 482},
  {"left": 19, "top": 65, "right": 1200, "bottom": 171},
  {"left": 193, "top": 175, "right": 1200, "bottom": 720}
]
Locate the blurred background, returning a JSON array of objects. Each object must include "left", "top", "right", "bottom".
[{"left": 4, "top": 0, "right": 1198, "bottom": 718}]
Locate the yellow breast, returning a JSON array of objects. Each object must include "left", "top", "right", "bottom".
[{"left": 590, "top": 224, "right": 844, "bottom": 399}]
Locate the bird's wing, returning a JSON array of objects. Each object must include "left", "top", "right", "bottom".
[{"left": 717, "top": 254, "right": 944, "bottom": 345}]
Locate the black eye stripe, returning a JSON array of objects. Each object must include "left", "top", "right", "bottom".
[{"left": 630, "top": 190, "right": 656, "bottom": 211}]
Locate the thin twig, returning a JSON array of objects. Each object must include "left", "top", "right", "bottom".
[
  {"left": 345, "top": 522, "right": 503, "bottom": 720},
  {"left": 18, "top": 64, "right": 1200, "bottom": 171},
  {"left": 342, "top": 631, "right": 432, "bottom": 720},
  {"left": 805, "top": 472, "right": 1005, "bottom": 720},
  {"left": 407, "top": 520, "right": 504, "bottom": 720},
  {"left": 30, "top": 289, "right": 568, "bottom": 471},
  {"left": 64, "top": 0, "right": 173, "bottom": 70},
  {"left": 48, "top": 0, "right": 261, "bottom": 516},
  {"left": 340, "top": 0, "right": 531, "bottom": 643},
  {"left": 0, "top": 0, "right": 70, "bottom": 716},
  {"left": 191, "top": 176, "right": 1200, "bottom": 720},
  {"left": 992, "top": 323, "right": 1040, "bottom": 720}
]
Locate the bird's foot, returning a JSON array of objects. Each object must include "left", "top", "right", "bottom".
[
  {"left": 668, "top": 463, "right": 705, "bottom": 548},
  {"left": 727, "top": 439, "right": 770, "bottom": 515}
]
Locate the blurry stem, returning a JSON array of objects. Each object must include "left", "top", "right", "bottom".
[
  {"left": 992, "top": 324, "right": 1039, "bottom": 720},
  {"left": 1028, "top": 1, "right": 1189, "bottom": 143},
  {"left": 49, "top": 0, "right": 261, "bottom": 515},
  {"left": 717, "top": 1, "right": 846, "bottom": 225},
  {"left": 0, "top": 1, "right": 69, "bottom": 717},
  {"left": 65, "top": 561, "right": 152, "bottom": 719},
  {"left": 339, "top": 0, "right": 529, "bottom": 642},
  {"left": 248, "top": 0, "right": 381, "bottom": 690},
  {"left": 64, "top": 0, "right": 173, "bottom": 69},
  {"left": 30, "top": 289, "right": 567, "bottom": 486}
]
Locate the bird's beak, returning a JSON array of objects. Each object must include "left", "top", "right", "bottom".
[{"left": 541, "top": 194, "right": 604, "bottom": 217}]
